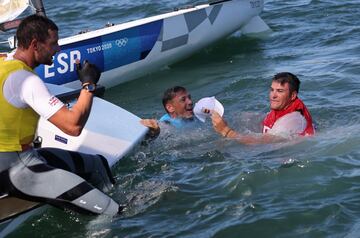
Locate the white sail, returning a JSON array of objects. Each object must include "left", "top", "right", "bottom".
[{"left": 0, "top": 0, "right": 30, "bottom": 24}]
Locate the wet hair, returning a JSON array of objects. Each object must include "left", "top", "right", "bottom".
[
  {"left": 272, "top": 72, "right": 300, "bottom": 93},
  {"left": 162, "top": 86, "right": 187, "bottom": 112},
  {"left": 16, "top": 14, "right": 58, "bottom": 49}
]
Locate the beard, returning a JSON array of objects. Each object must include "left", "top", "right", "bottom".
[
  {"left": 38, "top": 52, "right": 54, "bottom": 65},
  {"left": 37, "top": 44, "right": 54, "bottom": 66}
]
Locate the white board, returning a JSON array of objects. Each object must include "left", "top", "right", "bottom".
[{"left": 36, "top": 84, "right": 148, "bottom": 166}]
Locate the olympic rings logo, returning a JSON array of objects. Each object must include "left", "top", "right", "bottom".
[{"left": 115, "top": 38, "right": 128, "bottom": 47}]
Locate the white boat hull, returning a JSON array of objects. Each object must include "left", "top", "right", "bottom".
[{"left": 35, "top": 0, "right": 269, "bottom": 89}]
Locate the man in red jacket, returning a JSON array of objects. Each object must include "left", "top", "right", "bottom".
[{"left": 211, "top": 72, "right": 315, "bottom": 144}]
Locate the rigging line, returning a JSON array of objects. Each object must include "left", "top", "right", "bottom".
[{"left": 28, "top": 1, "right": 37, "bottom": 13}]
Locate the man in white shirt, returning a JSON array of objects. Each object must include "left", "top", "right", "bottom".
[
  {"left": 211, "top": 72, "right": 315, "bottom": 144},
  {"left": 0, "top": 15, "right": 121, "bottom": 215}
]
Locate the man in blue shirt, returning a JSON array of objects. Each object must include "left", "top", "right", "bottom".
[{"left": 141, "top": 86, "right": 198, "bottom": 136}]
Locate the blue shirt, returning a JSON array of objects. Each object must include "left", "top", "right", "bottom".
[{"left": 159, "top": 114, "right": 199, "bottom": 129}]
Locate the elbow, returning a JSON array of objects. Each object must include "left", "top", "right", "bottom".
[
  {"left": 48, "top": 109, "right": 86, "bottom": 136},
  {"left": 69, "top": 130, "right": 82, "bottom": 137},
  {"left": 64, "top": 125, "right": 84, "bottom": 137}
]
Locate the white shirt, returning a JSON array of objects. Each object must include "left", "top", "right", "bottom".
[
  {"left": 265, "top": 111, "right": 307, "bottom": 138},
  {"left": 3, "top": 68, "right": 64, "bottom": 119}
]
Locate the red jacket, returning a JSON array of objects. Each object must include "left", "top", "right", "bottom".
[{"left": 263, "top": 98, "right": 315, "bottom": 136}]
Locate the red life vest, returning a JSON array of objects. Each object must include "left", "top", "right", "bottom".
[{"left": 263, "top": 98, "right": 315, "bottom": 136}]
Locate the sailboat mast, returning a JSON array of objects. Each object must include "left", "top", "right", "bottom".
[
  {"left": 0, "top": 0, "right": 47, "bottom": 32},
  {"left": 31, "top": 0, "right": 46, "bottom": 17}
]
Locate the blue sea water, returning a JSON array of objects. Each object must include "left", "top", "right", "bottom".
[{"left": 3, "top": 0, "right": 360, "bottom": 237}]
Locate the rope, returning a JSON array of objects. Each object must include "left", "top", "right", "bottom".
[{"left": 28, "top": 1, "right": 36, "bottom": 13}]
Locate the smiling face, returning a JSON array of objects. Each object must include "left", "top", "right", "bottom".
[
  {"left": 166, "top": 90, "right": 194, "bottom": 119},
  {"left": 269, "top": 81, "right": 297, "bottom": 111}
]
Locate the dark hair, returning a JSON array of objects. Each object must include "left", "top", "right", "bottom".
[
  {"left": 272, "top": 72, "right": 300, "bottom": 93},
  {"left": 16, "top": 14, "right": 58, "bottom": 49},
  {"left": 162, "top": 86, "right": 187, "bottom": 112}
]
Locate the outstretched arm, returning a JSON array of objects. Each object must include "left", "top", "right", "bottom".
[{"left": 211, "top": 111, "right": 285, "bottom": 144}]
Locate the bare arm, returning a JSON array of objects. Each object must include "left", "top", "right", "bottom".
[
  {"left": 211, "top": 111, "right": 285, "bottom": 144},
  {"left": 48, "top": 60, "right": 100, "bottom": 136},
  {"left": 48, "top": 89, "right": 94, "bottom": 136}
]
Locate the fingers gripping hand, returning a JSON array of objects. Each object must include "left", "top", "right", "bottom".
[{"left": 76, "top": 60, "right": 101, "bottom": 85}]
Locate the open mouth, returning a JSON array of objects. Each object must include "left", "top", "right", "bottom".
[
  {"left": 186, "top": 105, "right": 193, "bottom": 111},
  {"left": 184, "top": 108, "right": 193, "bottom": 117}
]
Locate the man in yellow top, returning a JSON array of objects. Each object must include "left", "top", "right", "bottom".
[{"left": 0, "top": 15, "right": 121, "bottom": 215}]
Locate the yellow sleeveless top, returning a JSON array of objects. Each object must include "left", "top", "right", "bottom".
[{"left": 0, "top": 58, "right": 39, "bottom": 151}]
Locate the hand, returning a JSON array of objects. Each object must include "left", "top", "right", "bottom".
[
  {"left": 140, "top": 119, "right": 160, "bottom": 138},
  {"left": 211, "top": 111, "right": 231, "bottom": 137},
  {"left": 76, "top": 59, "right": 101, "bottom": 85}
]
